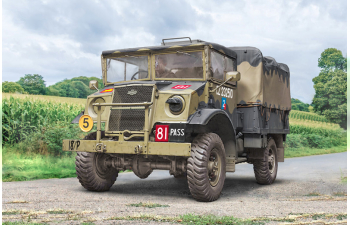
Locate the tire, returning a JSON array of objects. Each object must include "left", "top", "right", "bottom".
[
  {"left": 75, "top": 132, "right": 118, "bottom": 191},
  {"left": 173, "top": 172, "right": 187, "bottom": 179},
  {"left": 253, "top": 138, "right": 278, "bottom": 185},
  {"left": 187, "top": 133, "right": 226, "bottom": 202}
]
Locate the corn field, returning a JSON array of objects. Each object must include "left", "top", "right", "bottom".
[
  {"left": 289, "top": 110, "right": 327, "bottom": 122},
  {"left": 2, "top": 96, "right": 84, "bottom": 144},
  {"left": 2, "top": 94, "right": 344, "bottom": 145},
  {"left": 2, "top": 93, "right": 86, "bottom": 105}
]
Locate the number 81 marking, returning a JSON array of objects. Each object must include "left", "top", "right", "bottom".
[{"left": 155, "top": 125, "right": 169, "bottom": 142}]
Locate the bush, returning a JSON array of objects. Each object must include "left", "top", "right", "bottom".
[
  {"left": 285, "top": 134, "right": 308, "bottom": 148},
  {"left": 13, "top": 123, "right": 83, "bottom": 156},
  {"left": 286, "top": 133, "right": 344, "bottom": 149}
]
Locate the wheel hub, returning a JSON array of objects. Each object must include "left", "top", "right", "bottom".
[
  {"left": 268, "top": 149, "right": 275, "bottom": 174},
  {"left": 208, "top": 149, "right": 221, "bottom": 187},
  {"left": 94, "top": 153, "right": 112, "bottom": 178}
]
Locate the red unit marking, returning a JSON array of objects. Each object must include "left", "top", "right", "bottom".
[
  {"left": 171, "top": 85, "right": 191, "bottom": 89},
  {"left": 100, "top": 88, "right": 113, "bottom": 93},
  {"left": 155, "top": 125, "right": 169, "bottom": 142}
]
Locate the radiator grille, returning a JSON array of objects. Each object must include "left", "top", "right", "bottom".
[{"left": 108, "top": 85, "right": 153, "bottom": 132}]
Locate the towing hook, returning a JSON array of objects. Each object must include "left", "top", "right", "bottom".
[{"left": 134, "top": 145, "right": 143, "bottom": 154}]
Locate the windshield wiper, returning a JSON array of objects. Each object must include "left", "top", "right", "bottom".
[
  {"left": 176, "top": 51, "right": 191, "bottom": 56},
  {"left": 124, "top": 55, "right": 140, "bottom": 58}
]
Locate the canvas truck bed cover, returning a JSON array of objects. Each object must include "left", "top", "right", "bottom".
[{"left": 229, "top": 47, "right": 291, "bottom": 110}]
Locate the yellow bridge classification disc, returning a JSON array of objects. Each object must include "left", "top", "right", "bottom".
[{"left": 79, "top": 115, "right": 94, "bottom": 132}]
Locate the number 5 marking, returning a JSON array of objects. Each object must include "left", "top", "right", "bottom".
[{"left": 79, "top": 115, "right": 93, "bottom": 132}]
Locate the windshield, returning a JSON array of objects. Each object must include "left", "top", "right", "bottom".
[
  {"left": 155, "top": 51, "right": 203, "bottom": 79},
  {"left": 106, "top": 56, "right": 148, "bottom": 83}
]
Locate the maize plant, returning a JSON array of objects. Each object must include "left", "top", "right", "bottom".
[{"left": 2, "top": 96, "right": 84, "bottom": 144}]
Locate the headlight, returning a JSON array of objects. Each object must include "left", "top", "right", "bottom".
[
  {"left": 92, "top": 97, "right": 106, "bottom": 115},
  {"left": 166, "top": 95, "right": 185, "bottom": 115}
]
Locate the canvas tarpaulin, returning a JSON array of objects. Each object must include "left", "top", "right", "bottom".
[{"left": 229, "top": 47, "right": 291, "bottom": 110}]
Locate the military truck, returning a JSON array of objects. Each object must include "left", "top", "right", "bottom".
[{"left": 63, "top": 37, "right": 291, "bottom": 202}]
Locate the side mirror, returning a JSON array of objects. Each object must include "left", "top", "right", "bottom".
[
  {"left": 89, "top": 80, "right": 98, "bottom": 90},
  {"left": 226, "top": 71, "right": 241, "bottom": 82}
]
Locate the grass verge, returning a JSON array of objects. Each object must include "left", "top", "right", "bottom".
[
  {"left": 127, "top": 202, "right": 169, "bottom": 208},
  {"left": 2, "top": 150, "right": 77, "bottom": 182},
  {"left": 107, "top": 213, "right": 347, "bottom": 224},
  {"left": 2, "top": 145, "right": 131, "bottom": 182},
  {"left": 285, "top": 145, "right": 347, "bottom": 158}
]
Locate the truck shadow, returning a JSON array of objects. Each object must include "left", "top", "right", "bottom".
[{"left": 77, "top": 172, "right": 288, "bottom": 200}]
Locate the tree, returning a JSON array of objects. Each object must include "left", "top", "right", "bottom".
[
  {"left": 291, "top": 98, "right": 310, "bottom": 112},
  {"left": 46, "top": 86, "right": 61, "bottom": 96},
  {"left": 71, "top": 81, "right": 89, "bottom": 98},
  {"left": 2, "top": 81, "right": 25, "bottom": 93},
  {"left": 318, "top": 48, "right": 347, "bottom": 71},
  {"left": 57, "top": 81, "right": 79, "bottom": 98},
  {"left": 312, "top": 48, "right": 347, "bottom": 129},
  {"left": 17, "top": 74, "right": 46, "bottom": 95}
]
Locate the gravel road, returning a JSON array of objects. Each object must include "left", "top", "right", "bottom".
[{"left": 2, "top": 152, "right": 347, "bottom": 224}]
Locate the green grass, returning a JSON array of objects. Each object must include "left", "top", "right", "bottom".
[
  {"left": 107, "top": 213, "right": 348, "bottom": 224},
  {"left": 2, "top": 222, "right": 46, "bottom": 225},
  {"left": 284, "top": 145, "right": 347, "bottom": 158},
  {"left": 2, "top": 145, "right": 132, "bottom": 182},
  {"left": 178, "top": 214, "right": 263, "bottom": 225},
  {"left": 2, "top": 223, "right": 45, "bottom": 225},
  {"left": 127, "top": 202, "right": 170, "bottom": 208},
  {"left": 107, "top": 214, "right": 262, "bottom": 225},
  {"left": 305, "top": 192, "right": 321, "bottom": 197},
  {"left": 2, "top": 150, "right": 77, "bottom": 182}
]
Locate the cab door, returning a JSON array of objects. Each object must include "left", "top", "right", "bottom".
[{"left": 208, "top": 50, "right": 238, "bottom": 122}]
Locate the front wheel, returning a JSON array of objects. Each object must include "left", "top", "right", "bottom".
[
  {"left": 75, "top": 152, "right": 118, "bottom": 191},
  {"left": 187, "top": 133, "right": 226, "bottom": 202},
  {"left": 253, "top": 138, "right": 278, "bottom": 185}
]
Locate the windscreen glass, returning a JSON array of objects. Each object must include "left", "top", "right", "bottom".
[
  {"left": 155, "top": 51, "right": 203, "bottom": 79},
  {"left": 106, "top": 56, "right": 148, "bottom": 83}
]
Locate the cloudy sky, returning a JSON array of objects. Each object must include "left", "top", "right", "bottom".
[{"left": 2, "top": 0, "right": 347, "bottom": 103}]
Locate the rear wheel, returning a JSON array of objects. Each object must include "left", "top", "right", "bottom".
[
  {"left": 187, "top": 133, "right": 226, "bottom": 202},
  {"left": 75, "top": 132, "right": 118, "bottom": 191},
  {"left": 253, "top": 138, "right": 278, "bottom": 184}
]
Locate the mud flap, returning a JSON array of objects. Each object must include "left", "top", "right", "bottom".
[
  {"left": 277, "top": 147, "right": 284, "bottom": 162},
  {"left": 71, "top": 111, "right": 84, "bottom": 124}
]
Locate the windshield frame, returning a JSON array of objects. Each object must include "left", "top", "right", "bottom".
[
  {"left": 152, "top": 49, "right": 205, "bottom": 81},
  {"left": 102, "top": 53, "right": 151, "bottom": 86},
  {"left": 101, "top": 48, "right": 206, "bottom": 86}
]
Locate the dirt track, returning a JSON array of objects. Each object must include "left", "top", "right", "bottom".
[{"left": 2, "top": 152, "right": 347, "bottom": 224}]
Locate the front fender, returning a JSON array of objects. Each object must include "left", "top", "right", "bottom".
[
  {"left": 71, "top": 111, "right": 84, "bottom": 124},
  {"left": 187, "top": 108, "right": 234, "bottom": 128}
]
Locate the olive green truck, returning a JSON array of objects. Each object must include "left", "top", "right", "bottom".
[{"left": 63, "top": 37, "right": 291, "bottom": 202}]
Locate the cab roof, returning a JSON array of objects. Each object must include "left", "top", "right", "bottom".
[{"left": 102, "top": 39, "right": 237, "bottom": 59}]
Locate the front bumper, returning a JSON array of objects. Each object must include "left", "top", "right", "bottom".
[{"left": 62, "top": 139, "right": 191, "bottom": 157}]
